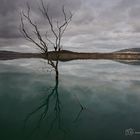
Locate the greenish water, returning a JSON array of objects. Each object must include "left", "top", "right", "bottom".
[{"left": 0, "top": 59, "right": 140, "bottom": 140}]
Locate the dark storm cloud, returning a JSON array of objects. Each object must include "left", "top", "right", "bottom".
[
  {"left": 0, "top": 0, "right": 21, "bottom": 39},
  {"left": 1, "top": 0, "right": 140, "bottom": 51},
  {"left": 0, "top": 0, "right": 82, "bottom": 40}
]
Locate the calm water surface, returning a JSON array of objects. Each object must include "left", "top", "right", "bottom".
[{"left": 0, "top": 59, "right": 140, "bottom": 140}]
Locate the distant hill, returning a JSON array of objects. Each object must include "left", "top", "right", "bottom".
[{"left": 116, "top": 48, "right": 140, "bottom": 53}]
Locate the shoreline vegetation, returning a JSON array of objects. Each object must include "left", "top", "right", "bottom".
[{"left": 0, "top": 49, "right": 140, "bottom": 61}]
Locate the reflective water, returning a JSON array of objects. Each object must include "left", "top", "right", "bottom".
[{"left": 0, "top": 59, "right": 140, "bottom": 140}]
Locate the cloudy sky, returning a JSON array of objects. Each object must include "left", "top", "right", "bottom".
[{"left": 1, "top": 0, "right": 140, "bottom": 52}]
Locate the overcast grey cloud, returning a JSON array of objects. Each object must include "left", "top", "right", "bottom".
[{"left": 0, "top": 0, "right": 140, "bottom": 52}]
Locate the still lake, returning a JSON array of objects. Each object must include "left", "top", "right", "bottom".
[{"left": 0, "top": 59, "right": 140, "bottom": 140}]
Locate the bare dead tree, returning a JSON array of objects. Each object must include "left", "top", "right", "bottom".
[
  {"left": 20, "top": 0, "right": 72, "bottom": 74},
  {"left": 20, "top": 0, "right": 72, "bottom": 54}
]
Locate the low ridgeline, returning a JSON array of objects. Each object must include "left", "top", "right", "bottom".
[
  {"left": 0, "top": 48, "right": 140, "bottom": 61},
  {"left": 47, "top": 50, "right": 140, "bottom": 61}
]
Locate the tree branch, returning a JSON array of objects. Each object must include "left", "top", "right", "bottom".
[{"left": 20, "top": 0, "right": 72, "bottom": 68}]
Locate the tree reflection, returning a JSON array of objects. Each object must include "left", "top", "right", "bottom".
[
  {"left": 23, "top": 58, "right": 62, "bottom": 134},
  {"left": 23, "top": 58, "right": 89, "bottom": 139}
]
